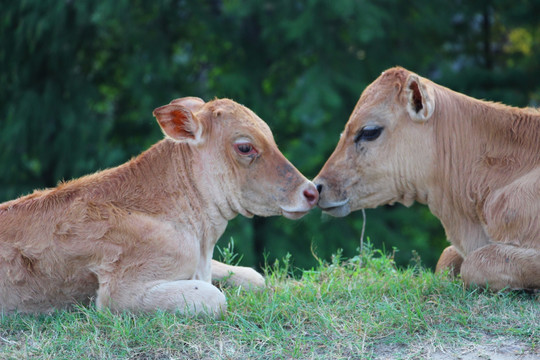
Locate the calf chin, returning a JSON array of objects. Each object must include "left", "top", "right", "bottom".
[{"left": 322, "top": 203, "right": 351, "bottom": 217}]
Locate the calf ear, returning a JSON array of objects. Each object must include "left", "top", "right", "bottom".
[
  {"left": 404, "top": 75, "right": 435, "bottom": 123},
  {"left": 153, "top": 104, "right": 203, "bottom": 144},
  {"left": 169, "top": 97, "right": 205, "bottom": 114}
]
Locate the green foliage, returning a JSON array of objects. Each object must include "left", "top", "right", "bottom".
[
  {"left": 1, "top": 0, "right": 539, "bottom": 269},
  {"left": 215, "top": 237, "right": 244, "bottom": 266}
]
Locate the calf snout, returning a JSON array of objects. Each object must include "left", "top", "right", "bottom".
[
  {"left": 279, "top": 181, "right": 319, "bottom": 219},
  {"left": 303, "top": 183, "right": 319, "bottom": 207},
  {"left": 312, "top": 177, "right": 351, "bottom": 217}
]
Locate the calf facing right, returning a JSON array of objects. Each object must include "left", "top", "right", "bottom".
[{"left": 0, "top": 97, "right": 318, "bottom": 315}]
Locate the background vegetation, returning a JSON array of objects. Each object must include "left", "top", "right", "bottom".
[{"left": 1, "top": 0, "right": 539, "bottom": 270}]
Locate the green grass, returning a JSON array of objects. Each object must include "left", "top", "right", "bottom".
[{"left": 1, "top": 247, "right": 538, "bottom": 359}]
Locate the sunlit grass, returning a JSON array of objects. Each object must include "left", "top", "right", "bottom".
[{"left": 1, "top": 246, "right": 538, "bottom": 359}]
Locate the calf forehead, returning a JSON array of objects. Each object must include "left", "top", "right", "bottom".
[
  {"left": 205, "top": 99, "right": 273, "bottom": 139},
  {"left": 350, "top": 69, "right": 409, "bottom": 123},
  {"left": 236, "top": 105, "right": 273, "bottom": 137},
  {"left": 362, "top": 70, "right": 405, "bottom": 102}
]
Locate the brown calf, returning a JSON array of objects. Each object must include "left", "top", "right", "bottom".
[
  {"left": 314, "top": 67, "right": 540, "bottom": 291},
  {"left": 0, "top": 97, "right": 318, "bottom": 315}
]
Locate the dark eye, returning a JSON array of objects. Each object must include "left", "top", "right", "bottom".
[
  {"left": 234, "top": 142, "right": 258, "bottom": 156},
  {"left": 354, "top": 125, "right": 383, "bottom": 143}
]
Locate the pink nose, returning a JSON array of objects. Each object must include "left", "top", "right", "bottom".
[{"left": 303, "top": 185, "right": 319, "bottom": 207}]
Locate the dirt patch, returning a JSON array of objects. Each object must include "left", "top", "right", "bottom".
[{"left": 372, "top": 335, "right": 538, "bottom": 359}]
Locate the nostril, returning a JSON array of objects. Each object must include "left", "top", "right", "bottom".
[
  {"left": 303, "top": 188, "right": 319, "bottom": 206},
  {"left": 316, "top": 184, "right": 323, "bottom": 194}
]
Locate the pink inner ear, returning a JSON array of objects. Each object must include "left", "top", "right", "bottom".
[
  {"left": 170, "top": 109, "right": 195, "bottom": 138},
  {"left": 409, "top": 81, "right": 423, "bottom": 113},
  {"left": 153, "top": 105, "right": 197, "bottom": 141}
]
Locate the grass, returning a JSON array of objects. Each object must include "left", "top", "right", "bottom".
[{"left": 0, "top": 246, "right": 538, "bottom": 359}]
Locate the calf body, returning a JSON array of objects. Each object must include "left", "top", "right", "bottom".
[
  {"left": 0, "top": 97, "right": 318, "bottom": 314},
  {"left": 314, "top": 67, "right": 540, "bottom": 291}
]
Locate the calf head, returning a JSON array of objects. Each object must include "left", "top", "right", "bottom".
[
  {"left": 314, "top": 67, "right": 436, "bottom": 217},
  {"left": 153, "top": 97, "right": 318, "bottom": 219}
]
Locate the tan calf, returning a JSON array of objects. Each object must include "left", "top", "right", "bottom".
[
  {"left": 314, "top": 67, "right": 540, "bottom": 291},
  {"left": 0, "top": 97, "right": 318, "bottom": 315}
]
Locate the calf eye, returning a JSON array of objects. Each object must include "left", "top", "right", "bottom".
[
  {"left": 354, "top": 125, "right": 383, "bottom": 142},
  {"left": 234, "top": 142, "right": 258, "bottom": 156}
]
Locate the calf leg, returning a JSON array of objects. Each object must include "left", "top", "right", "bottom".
[
  {"left": 211, "top": 260, "right": 265, "bottom": 289},
  {"left": 96, "top": 279, "right": 226, "bottom": 317},
  {"left": 483, "top": 168, "right": 540, "bottom": 247},
  {"left": 435, "top": 245, "right": 463, "bottom": 277},
  {"left": 461, "top": 244, "right": 540, "bottom": 291}
]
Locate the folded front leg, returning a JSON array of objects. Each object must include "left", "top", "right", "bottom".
[
  {"left": 211, "top": 260, "right": 265, "bottom": 289},
  {"left": 96, "top": 279, "right": 226, "bottom": 317},
  {"left": 461, "top": 244, "right": 540, "bottom": 291}
]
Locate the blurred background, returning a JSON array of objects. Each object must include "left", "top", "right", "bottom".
[{"left": 1, "top": 0, "right": 539, "bottom": 271}]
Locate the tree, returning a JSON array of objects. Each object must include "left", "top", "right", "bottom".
[{"left": 1, "top": 0, "right": 538, "bottom": 271}]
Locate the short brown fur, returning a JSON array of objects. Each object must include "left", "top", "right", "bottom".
[
  {"left": 0, "top": 97, "right": 318, "bottom": 314},
  {"left": 315, "top": 67, "right": 540, "bottom": 291}
]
